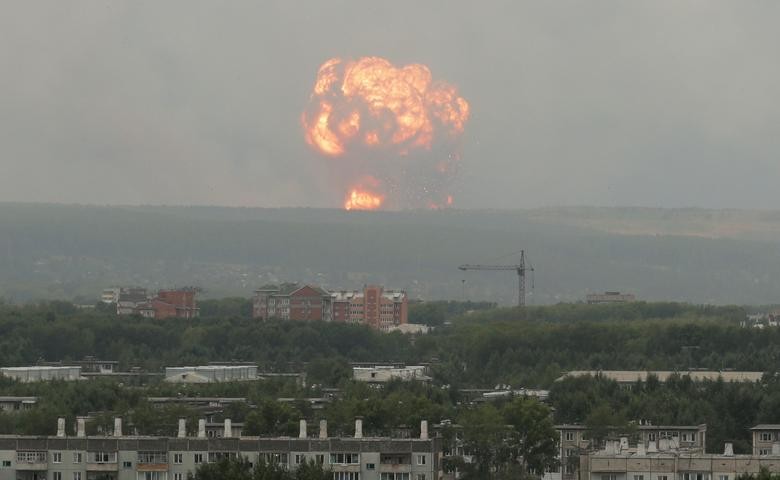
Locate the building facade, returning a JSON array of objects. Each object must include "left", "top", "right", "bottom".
[
  {"left": 252, "top": 285, "right": 332, "bottom": 322},
  {"left": 0, "top": 418, "right": 442, "bottom": 480},
  {"left": 559, "top": 424, "right": 780, "bottom": 480},
  {"left": 163, "top": 366, "right": 258, "bottom": 384},
  {"left": 585, "top": 292, "right": 636, "bottom": 305},
  {"left": 113, "top": 288, "right": 199, "bottom": 320},
  {"left": 253, "top": 284, "right": 408, "bottom": 330},
  {"left": 0, "top": 367, "right": 82, "bottom": 383},
  {"left": 331, "top": 286, "right": 408, "bottom": 331},
  {"left": 555, "top": 424, "right": 707, "bottom": 480}
]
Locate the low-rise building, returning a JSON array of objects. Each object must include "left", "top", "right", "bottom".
[
  {"left": 353, "top": 366, "right": 431, "bottom": 384},
  {"left": 0, "top": 417, "right": 442, "bottom": 480},
  {"left": 750, "top": 425, "right": 780, "bottom": 456},
  {"left": 164, "top": 365, "right": 258, "bottom": 383},
  {"left": 586, "top": 292, "right": 636, "bottom": 304},
  {"left": 558, "top": 371, "right": 765, "bottom": 385},
  {"left": 0, "top": 366, "right": 82, "bottom": 383},
  {"left": 0, "top": 397, "right": 37, "bottom": 413},
  {"left": 113, "top": 287, "right": 199, "bottom": 319}
]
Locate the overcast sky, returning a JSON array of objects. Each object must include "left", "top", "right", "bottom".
[{"left": 1, "top": 1, "right": 778, "bottom": 209}]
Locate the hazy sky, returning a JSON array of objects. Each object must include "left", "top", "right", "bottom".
[{"left": 1, "top": 1, "right": 778, "bottom": 209}]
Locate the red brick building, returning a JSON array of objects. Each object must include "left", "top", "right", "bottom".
[
  {"left": 131, "top": 288, "right": 199, "bottom": 319},
  {"left": 331, "top": 285, "right": 408, "bottom": 331},
  {"left": 253, "top": 283, "right": 407, "bottom": 330},
  {"left": 252, "top": 284, "right": 332, "bottom": 322}
]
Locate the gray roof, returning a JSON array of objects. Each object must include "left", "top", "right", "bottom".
[{"left": 751, "top": 425, "right": 780, "bottom": 430}]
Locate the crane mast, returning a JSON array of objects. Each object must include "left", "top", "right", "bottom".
[{"left": 458, "top": 250, "right": 532, "bottom": 307}]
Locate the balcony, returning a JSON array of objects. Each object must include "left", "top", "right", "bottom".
[
  {"left": 137, "top": 452, "right": 168, "bottom": 472},
  {"left": 16, "top": 451, "right": 47, "bottom": 471}
]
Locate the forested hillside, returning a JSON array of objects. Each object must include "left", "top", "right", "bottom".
[{"left": 4, "top": 203, "right": 780, "bottom": 304}]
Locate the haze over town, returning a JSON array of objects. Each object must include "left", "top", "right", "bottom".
[{"left": 1, "top": 1, "right": 779, "bottom": 209}]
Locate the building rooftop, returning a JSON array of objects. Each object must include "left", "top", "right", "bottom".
[
  {"left": 559, "top": 370, "right": 765, "bottom": 383},
  {"left": 751, "top": 425, "right": 780, "bottom": 430},
  {"left": 1, "top": 366, "right": 80, "bottom": 371}
]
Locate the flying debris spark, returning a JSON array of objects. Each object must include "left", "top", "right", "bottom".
[{"left": 302, "top": 56, "right": 470, "bottom": 210}]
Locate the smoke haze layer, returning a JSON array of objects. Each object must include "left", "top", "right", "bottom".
[{"left": 0, "top": 1, "right": 779, "bottom": 208}]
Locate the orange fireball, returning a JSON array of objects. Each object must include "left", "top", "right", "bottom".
[
  {"left": 344, "top": 189, "right": 384, "bottom": 211},
  {"left": 302, "top": 56, "right": 469, "bottom": 157},
  {"left": 303, "top": 56, "right": 469, "bottom": 210}
]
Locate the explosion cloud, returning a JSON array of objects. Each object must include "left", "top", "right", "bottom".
[{"left": 302, "top": 56, "right": 470, "bottom": 210}]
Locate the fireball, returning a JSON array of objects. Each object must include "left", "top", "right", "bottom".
[{"left": 303, "top": 56, "right": 469, "bottom": 210}]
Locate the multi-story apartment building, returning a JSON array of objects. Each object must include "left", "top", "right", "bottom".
[
  {"left": 331, "top": 286, "right": 408, "bottom": 331},
  {"left": 0, "top": 417, "right": 442, "bottom": 480},
  {"left": 579, "top": 429, "right": 780, "bottom": 480},
  {"left": 252, "top": 284, "right": 332, "bottom": 322},
  {"left": 559, "top": 423, "right": 780, "bottom": 480},
  {"left": 253, "top": 284, "right": 408, "bottom": 330},
  {"left": 555, "top": 424, "right": 707, "bottom": 480}
]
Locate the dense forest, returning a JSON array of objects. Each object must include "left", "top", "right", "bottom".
[{"left": 2, "top": 300, "right": 780, "bottom": 455}]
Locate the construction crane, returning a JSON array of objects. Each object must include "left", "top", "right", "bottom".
[{"left": 459, "top": 250, "right": 533, "bottom": 307}]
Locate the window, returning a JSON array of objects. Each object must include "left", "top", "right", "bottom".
[
  {"left": 681, "top": 474, "right": 708, "bottom": 480},
  {"left": 1, "top": 461, "right": 10, "bottom": 467},
  {"left": 295, "top": 454, "right": 305, "bottom": 465},
  {"left": 719, "top": 476, "right": 729, "bottom": 480},
  {"left": 53, "top": 452, "right": 62, "bottom": 463},
  {"left": 73, "top": 473, "right": 82, "bottom": 480},
  {"left": 760, "top": 449, "right": 771, "bottom": 456},
  {"left": 123, "top": 461, "right": 132, "bottom": 469},
  {"left": 89, "top": 452, "right": 117, "bottom": 463},
  {"left": 565, "top": 432, "right": 575, "bottom": 441},
  {"left": 174, "top": 474, "right": 183, "bottom": 480},
  {"left": 601, "top": 475, "right": 617, "bottom": 480},
  {"left": 73, "top": 453, "right": 82, "bottom": 463},
  {"left": 380, "top": 474, "right": 409, "bottom": 480},
  {"left": 138, "top": 473, "right": 166, "bottom": 480},
  {"left": 174, "top": 453, "right": 183, "bottom": 464},
  {"left": 208, "top": 452, "right": 237, "bottom": 463},
  {"left": 416, "top": 455, "right": 426, "bottom": 465},
  {"left": 53, "top": 473, "right": 62, "bottom": 480},
  {"left": 648, "top": 433, "right": 656, "bottom": 441},
  {"left": 194, "top": 454, "right": 204, "bottom": 464},
  {"left": 659, "top": 476, "right": 668, "bottom": 480},
  {"left": 262, "top": 453, "right": 289, "bottom": 464},
  {"left": 634, "top": 475, "right": 644, "bottom": 480},
  {"left": 416, "top": 475, "right": 426, "bottom": 480},
  {"left": 565, "top": 449, "right": 576, "bottom": 457},
  {"left": 329, "top": 453, "right": 359, "bottom": 465},
  {"left": 333, "top": 473, "right": 361, "bottom": 480},
  {"left": 315, "top": 454, "right": 324, "bottom": 464},
  {"left": 761, "top": 433, "right": 773, "bottom": 442},
  {"left": 366, "top": 463, "right": 375, "bottom": 470}
]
